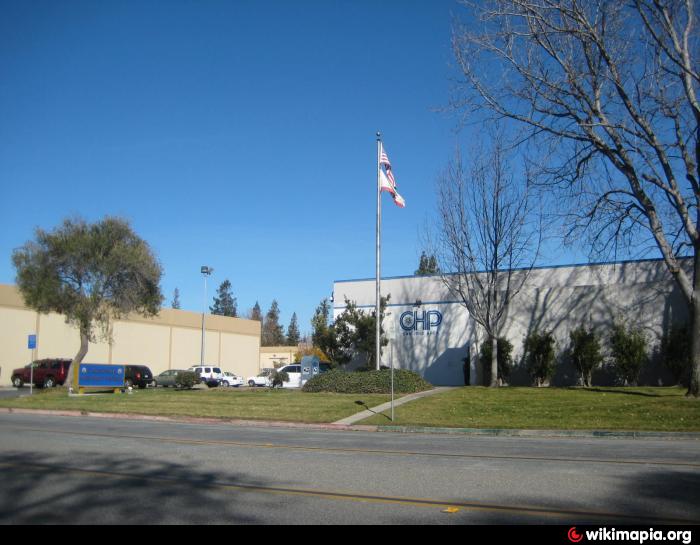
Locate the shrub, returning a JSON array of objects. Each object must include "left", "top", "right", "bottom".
[
  {"left": 609, "top": 322, "right": 648, "bottom": 386},
  {"left": 270, "top": 370, "right": 289, "bottom": 388},
  {"left": 302, "top": 369, "right": 432, "bottom": 394},
  {"left": 175, "top": 371, "right": 196, "bottom": 390},
  {"left": 660, "top": 324, "right": 692, "bottom": 387},
  {"left": 524, "top": 331, "right": 557, "bottom": 387},
  {"left": 569, "top": 325, "right": 604, "bottom": 387},
  {"left": 479, "top": 337, "right": 514, "bottom": 385}
]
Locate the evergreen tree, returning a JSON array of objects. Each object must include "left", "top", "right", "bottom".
[
  {"left": 210, "top": 279, "right": 237, "bottom": 317},
  {"left": 415, "top": 252, "right": 439, "bottom": 276},
  {"left": 171, "top": 288, "right": 181, "bottom": 310},
  {"left": 262, "top": 300, "right": 286, "bottom": 346},
  {"left": 249, "top": 301, "right": 263, "bottom": 322},
  {"left": 286, "top": 312, "right": 301, "bottom": 347}
]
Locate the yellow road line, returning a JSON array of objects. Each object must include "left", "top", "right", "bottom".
[
  {"left": 6, "top": 425, "right": 700, "bottom": 469},
  {"left": 0, "top": 460, "right": 694, "bottom": 524}
]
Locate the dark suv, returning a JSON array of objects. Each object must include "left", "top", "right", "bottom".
[
  {"left": 124, "top": 365, "right": 154, "bottom": 389},
  {"left": 11, "top": 359, "right": 71, "bottom": 389}
]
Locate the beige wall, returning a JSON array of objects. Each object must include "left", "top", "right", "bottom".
[
  {"left": 0, "top": 284, "right": 261, "bottom": 386},
  {"left": 259, "top": 346, "right": 297, "bottom": 369}
]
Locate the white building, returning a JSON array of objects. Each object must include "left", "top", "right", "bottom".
[{"left": 332, "top": 258, "right": 689, "bottom": 386}]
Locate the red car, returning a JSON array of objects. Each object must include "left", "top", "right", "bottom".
[{"left": 11, "top": 359, "right": 72, "bottom": 389}]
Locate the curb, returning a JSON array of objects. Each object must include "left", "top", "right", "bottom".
[
  {"left": 1, "top": 408, "right": 699, "bottom": 440},
  {"left": 0, "top": 407, "right": 379, "bottom": 433},
  {"left": 375, "top": 425, "right": 700, "bottom": 441}
]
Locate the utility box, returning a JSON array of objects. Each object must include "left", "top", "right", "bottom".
[{"left": 300, "top": 355, "right": 320, "bottom": 386}]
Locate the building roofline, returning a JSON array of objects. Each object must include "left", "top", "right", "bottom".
[{"left": 333, "top": 256, "right": 692, "bottom": 284}]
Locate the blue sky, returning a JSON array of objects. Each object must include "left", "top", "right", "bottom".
[{"left": 0, "top": 0, "right": 586, "bottom": 336}]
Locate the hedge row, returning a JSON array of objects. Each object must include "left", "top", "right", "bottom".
[{"left": 302, "top": 369, "right": 433, "bottom": 394}]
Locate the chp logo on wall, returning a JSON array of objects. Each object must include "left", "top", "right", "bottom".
[{"left": 399, "top": 309, "right": 442, "bottom": 337}]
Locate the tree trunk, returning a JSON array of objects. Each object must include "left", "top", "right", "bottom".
[
  {"left": 490, "top": 335, "right": 498, "bottom": 388},
  {"left": 688, "top": 253, "right": 700, "bottom": 397},
  {"left": 65, "top": 328, "right": 89, "bottom": 391}
]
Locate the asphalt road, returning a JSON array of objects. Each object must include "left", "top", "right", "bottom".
[{"left": 0, "top": 413, "right": 698, "bottom": 525}]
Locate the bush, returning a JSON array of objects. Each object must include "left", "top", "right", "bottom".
[
  {"left": 609, "top": 322, "right": 648, "bottom": 386},
  {"left": 661, "top": 324, "right": 692, "bottom": 387},
  {"left": 524, "top": 331, "right": 557, "bottom": 387},
  {"left": 479, "top": 337, "right": 514, "bottom": 385},
  {"left": 302, "top": 369, "right": 433, "bottom": 394},
  {"left": 175, "top": 371, "right": 196, "bottom": 390},
  {"left": 270, "top": 370, "right": 289, "bottom": 388},
  {"left": 569, "top": 325, "right": 603, "bottom": 387}
]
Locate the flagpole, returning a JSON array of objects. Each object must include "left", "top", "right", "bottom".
[{"left": 376, "top": 132, "right": 382, "bottom": 372}]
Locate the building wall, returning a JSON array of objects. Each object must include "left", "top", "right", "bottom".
[
  {"left": 0, "top": 284, "right": 261, "bottom": 386},
  {"left": 333, "top": 259, "right": 690, "bottom": 387},
  {"left": 259, "top": 346, "right": 297, "bottom": 369}
]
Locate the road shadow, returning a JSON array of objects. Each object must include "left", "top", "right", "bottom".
[{"left": 0, "top": 450, "right": 276, "bottom": 524}]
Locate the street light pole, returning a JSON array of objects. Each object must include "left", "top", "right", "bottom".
[{"left": 200, "top": 266, "right": 213, "bottom": 366}]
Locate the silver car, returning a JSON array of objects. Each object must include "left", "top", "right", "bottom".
[{"left": 154, "top": 369, "right": 187, "bottom": 388}]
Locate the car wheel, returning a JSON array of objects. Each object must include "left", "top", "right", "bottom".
[
  {"left": 44, "top": 376, "right": 56, "bottom": 388},
  {"left": 248, "top": 380, "right": 256, "bottom": 387},
  {"left": 221, "top": 381, "right": 230, "bottom": 388},
  {"left": 12, "top": 376, "right": 24, "bottom": 388}
]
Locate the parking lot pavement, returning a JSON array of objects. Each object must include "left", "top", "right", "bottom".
[
  {"left": 1, "top": 412, "right": 699, "bottom": 525},
  {"left": 0, "top": 388, "right": 23, "bottom": 400}
]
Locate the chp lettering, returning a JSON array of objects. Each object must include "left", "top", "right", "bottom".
[{"left": 400, "top": 310, "right": 442, "bottom": 335}]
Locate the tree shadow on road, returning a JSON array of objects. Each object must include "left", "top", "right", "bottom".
[{"left": 0, "top": 450, "right": 278, "bottom": 524}]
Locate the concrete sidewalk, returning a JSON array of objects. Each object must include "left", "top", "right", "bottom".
[{"left": 333, "top": 387, "right": 453, "bottom": 425}]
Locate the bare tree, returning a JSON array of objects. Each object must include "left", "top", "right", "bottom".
[
  {"left": 452, "top": 0, "right": 700, "bottom": 396},
  {"left": 433, "top": 137, "right": 541, "bottom": 386}
]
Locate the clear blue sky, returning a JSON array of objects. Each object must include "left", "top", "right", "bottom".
[{"left": 0, "top": 0, "right": 584, "bottom": 336}]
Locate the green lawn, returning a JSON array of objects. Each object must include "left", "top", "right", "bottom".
[
  {"left": 0, "top": 387, "right": 392, "bottom": 424},
  {"left": 361, "top": 387, "right": 700, "bottom": 432}
]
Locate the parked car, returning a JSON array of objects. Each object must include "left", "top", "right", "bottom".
[
  {"left": 124, "top": 365, "right": 154, "bottom": 389},
  {"left": 189, "top": 365, "right": 225, "bottom": 387},
  {"left": 277, "top": 364, "right": 303, "bottom": 388},
  {"left": 11, "top": 358, "right": 71, "bottom": 389},
  {"left": 247, "top": 368, "right": 275, "bottom": 387},
  {"left": 153, "top": 369, "right": 187, "bottom": 388},
  {"left": 220, "top": 371, "right": 243, "bottom": 388}
]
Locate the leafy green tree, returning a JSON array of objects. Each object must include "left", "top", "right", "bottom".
[
  {"left": 524, "top": 331, "right": 557, "bottom": 387},
  {"left": 609, "top": 323, "right": 648, "bottom": 386},
  {"left": 334, "top": 296, "right": 390, "bottom": 369},
  {"left": 210, "top": 279, "right": 237, "bottom": 317},
  {"left": 569, "top": 325, "right": 604, "bottom": 387},
  {"left": 262, "top": 300, "right": 286, "bottom": 346},
  {"left": 479, "top": 337, "right": 513, "bottom": 385},
  {"left": 310, "top": 298, "right": 342, "bottom": 364},
  {"left": 415, "top": 252, "right": 439, "bottom": 276},
  {"left": 12, "top": 217, "right": 163, "bottom": 388},
  {"left": 171, "top": 288, "right": 181, "bottom": 310},
  {"left": 286, "top": 312, "right": 301, "bottom": 346}
]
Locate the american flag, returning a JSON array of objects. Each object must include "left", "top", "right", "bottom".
[{"left": 379, "top": 144, "right": 405, "bottom": 208}]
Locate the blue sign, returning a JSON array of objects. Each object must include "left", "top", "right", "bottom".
[
  {"left": 27, "top": 334, "right": 37, "bottom": 350},
  {"left": 78, "top": 364, "right": 125, "bottom": 388}
]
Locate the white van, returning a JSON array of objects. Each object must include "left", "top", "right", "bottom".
[{"left": 277, "top": 364, "right": 302, "bottom": 388}]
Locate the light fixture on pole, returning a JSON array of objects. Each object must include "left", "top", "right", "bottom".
[{"left": 200, "top": 266, "right": 213, "bottom": 366}]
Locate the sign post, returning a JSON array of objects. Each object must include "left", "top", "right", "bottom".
[{"left": 27, "top": 335, "right": 37, "bottom": 395}]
